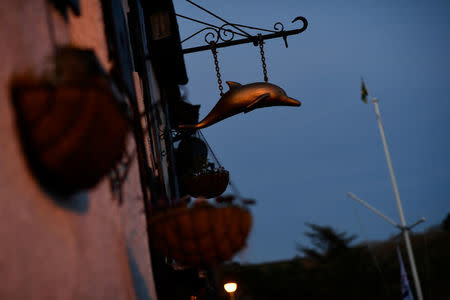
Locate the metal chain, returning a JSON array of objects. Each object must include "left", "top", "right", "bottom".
[
  {"left": 258, "top": 34, "right": 268, "bottom": 82},
  {"left": 210, "top": 42, "right": 224, "bottom": 96}
]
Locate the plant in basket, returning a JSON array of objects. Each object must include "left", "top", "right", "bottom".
[
  {"left": 182, "top": 161, "right": 229, "bottom": 199},
  {"left": 148, "top": 195, "right": 255, "bottom": 268},
  {"left": 175, "top": 135, "right": 229, "bottom": 199},
  {"left": 10, "top": 46, "right": 129, "bottom": 193}
]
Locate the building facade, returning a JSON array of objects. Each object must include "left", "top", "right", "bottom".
[{"left": 0, "top": 0, "right": 191, "bottom": 299}]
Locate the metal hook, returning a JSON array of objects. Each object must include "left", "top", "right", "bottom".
[
  {"left": 292, "top": 16, "right": 308, "bottom": 32},
  {"left": 279, "top": 16, "right": 307, "bottom": 48}
]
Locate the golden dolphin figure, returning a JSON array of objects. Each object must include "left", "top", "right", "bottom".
[{"left": 179, "top": 81, "right": 301, "bottom": 129}]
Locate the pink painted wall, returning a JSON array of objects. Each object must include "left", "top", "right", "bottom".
[{"left": 0, "top": 1, "right": 157, "bottom": 299}]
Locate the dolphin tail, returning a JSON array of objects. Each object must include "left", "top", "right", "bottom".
[
  {"left": 178, "top": 122, "right": 206, "bottom": 129},
  {"left": 178, "top": 123, "right": 199, "bottom": 129}
]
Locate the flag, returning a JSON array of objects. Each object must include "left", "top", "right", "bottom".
[
  {"left": 361, "top": 79, "right": 368, "bottom": 103},
  {"left": 397, "top": 246, "right": 414, "bottom": 300}
]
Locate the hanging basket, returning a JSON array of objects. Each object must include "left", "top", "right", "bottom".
[
  {"left": 10, "top": 48, "right": 129, "bottom": 193},
  {"left": 149, "top": 205, "right": 252, "bottom": 267},
  {"left": 183, "top": 168, "right": 229, "bottom": 199}
]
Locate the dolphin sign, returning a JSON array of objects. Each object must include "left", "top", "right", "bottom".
[{"left": 179, "top": 81, "right": 301, "bottom": 129}]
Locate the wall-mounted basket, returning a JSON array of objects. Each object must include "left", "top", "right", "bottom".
[
  {"left": 183, "top": 167, "right": 229, "bottom": 199},
  {"left": 149, "top": 205, "right": 252, "bottom": 267},
  {"left": 10, "top": 47, "right": 129, "bottom": 193}
]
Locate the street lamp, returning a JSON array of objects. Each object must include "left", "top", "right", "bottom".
[{"left": 224, "top": 282, "right": 237, "bottom": 300}]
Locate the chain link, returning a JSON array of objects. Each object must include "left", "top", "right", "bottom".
[
  {"left": 210, "top": 42, "right": 224, "bottom": 96},
  {"left": 258, "top": 34, "right": 268, "bottom": 82}
]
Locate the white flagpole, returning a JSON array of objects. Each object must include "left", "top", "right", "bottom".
[
  {"left": 371, "top": 97, "right": 424, "bottom": 300},
  {"left": 347, "top": 192, "right": 401, "bottom": 229}
]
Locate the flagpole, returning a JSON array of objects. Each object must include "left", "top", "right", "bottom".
[
  {"left": 347, "top": 192, "right": 401, "bottom": 229},
  {"left": 371, "top": 97, "right": 424, "bottom": 300}
]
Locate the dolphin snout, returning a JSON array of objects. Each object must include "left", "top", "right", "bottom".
[{"left": 283, "top": 96, "right": 301, "bottom": 107}]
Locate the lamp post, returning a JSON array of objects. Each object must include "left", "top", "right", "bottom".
[{"left": 224, "top": 282, "right": 237, "bottom": 300}]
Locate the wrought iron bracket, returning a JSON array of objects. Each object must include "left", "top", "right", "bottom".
[
  {"left": 176, "top": 1, "right": 308, "bottom": 54},
  {"left": 178, "top": 16, "right": 308, "bottom": 54}
]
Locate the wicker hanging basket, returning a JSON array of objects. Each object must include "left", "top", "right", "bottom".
[
  {"left": 149, "top": 205, "right": 252, "bottom": 267},
  {"left": 183, "top": 168, "right": 229, "bottom": 199},
  {"left": 10, "top": 47, "right": 129, "bottom": 193}
]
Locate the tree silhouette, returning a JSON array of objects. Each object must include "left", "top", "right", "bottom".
[
  {"left": 442, "top": 213, "right": 450, "bottom": 231},
  {"left": 215, "top": 216, "right": 450, "bottom": 300},
  {"left": 297, "top": 223, "right": 357, "bottom": 260},
  {"left": 295, "top": 223, "right": 384, "bottom": 299}
]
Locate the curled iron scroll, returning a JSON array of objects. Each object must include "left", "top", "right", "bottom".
[
  {"left": 204, "top": 28, "right": 220, "bottom": 44},
  {"left": 292, "top": 16, "right": 308, "bottom": 32},
  {"left": 204, "top": 25, "right": 238, "bottom": 44},
  {"left": 218, "top": 24, "right": 236, "bottom": 42},
  {"left": 273, "top": 22, "right": 284, "bottom": 32}
]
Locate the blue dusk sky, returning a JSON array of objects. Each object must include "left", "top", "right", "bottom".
[{"left": 173, "top": 0, "right": 450, "bottom": 263}]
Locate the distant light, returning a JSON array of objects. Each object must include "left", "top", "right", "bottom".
[{"left": 224, "top": 282, "right": 237, "bottom": 293}]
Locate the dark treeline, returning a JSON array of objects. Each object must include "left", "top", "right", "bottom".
[{"left": 214, "top": 214, "right": 450, "bottom": 300}]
